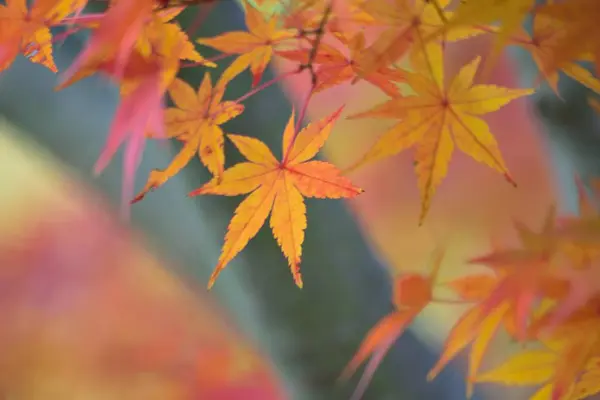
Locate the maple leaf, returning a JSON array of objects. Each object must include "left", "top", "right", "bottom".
[
  {"left": 353, "top": 0, "right": 481, "bottom": 81},
  {"left": 429, "top": 255, "right": 561, "bottom": 396},
  {"left": 132, "top": 71, "right": 245, "bottom": 203},
  {"left": 197, "top": 0, "right": 297, "bottom": 87},
  {"left": 466, "top": 206, "right": 562, "bottom": 342},
  {"left": 0, "top": 0, "right": 86, "bottom": 73},
  {"left": 189, "top": 107, "right": 363, "bottom": 289},
  {"left": 531, "top": 182, "right": 600, "bottom": 334},
  {"left": 347, "top": 42, "right": 531, "bottom": 224},
  {"left": 509, "top": 14, "right": 600, "bottom": 95},
  {"left": 277, "top": 29, "right": 406, "bottom": 97},
  {"left": 536, "top": 0, "right": 600, "bottom": 79},
  {"left": 427, "top": 208, "right": 572, "bottom": 396},
  {"left": 341, "top": 249, "right": 444, "bottom": 400}
]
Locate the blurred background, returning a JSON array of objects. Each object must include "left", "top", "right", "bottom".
[{"left": 0, "top": 0, "right": 596, "bottom": 399}]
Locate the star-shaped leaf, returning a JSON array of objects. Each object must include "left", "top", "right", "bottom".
[
  {"left": 347, "top": 42, "right": 532, "bottom": 224},
  {"left": 132, "top": 70, "right": 244, "bottom": 203},
  {"left": 190, "top": 107, "right": 363, "bottom": 289},
  {"left": 196, "top": 0, "right": 297, "bottom": 86}
]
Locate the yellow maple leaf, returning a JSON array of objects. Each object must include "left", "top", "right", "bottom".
[
  {"left": 347, "top": 42, "right": 531, "bottom": 224},
  {"left": 132, "top": 70, "right": 244, "bottom": 202},
  {"left": 136, "top": 6, "right": 211, "bottom": 64},
  {"left": 510, "top": 14, "right": 600, "bottom": 95},
  {"left": 536, "top": 0, "right": 600, "bottom": 78},
  {"left": 189, "top": 107, "right": 363, "bottom": 289},
  {"left": 197, "top": 0, "right": 297, "bottom": 86}
]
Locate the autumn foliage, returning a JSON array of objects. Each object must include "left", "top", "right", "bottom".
[{"left": 5, "top": 0, "right": 600, "bottom": 398}]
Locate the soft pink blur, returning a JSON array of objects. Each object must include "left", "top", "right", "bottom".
[{"left": 0, "top": 132, "right": 286, "bottom": 400}]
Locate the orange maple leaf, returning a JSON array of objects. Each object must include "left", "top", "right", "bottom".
[
  {"left": 189, "top": 107, "right": 363, "bottom": 289},
  {"left": 353, "top": 0, "right": 480, "bottom": 82},
  {"left": 430, "top": 273, "right": 564, "bottom": 397},
  {"left": 536, "top": 0, "right": 600, "bottom": 79},
  {"left": 341, "top": 249, "right": 444, "bottom": 400},
  {"left": 466, "top": 207, "right": 561, "bottom": 341},
  {"left": 510, "top": 13, "right": 600, "bottom": 95},
  {"left": 347, "top": 42, "right": 530, "bottom": 224},
  {"left": 196, "top": 0, "right": 297, "bottom": 87},
  {"left": 132, "top": 71, "right": 245, "bottom": 202},
  {"left": 533, "top": 181, "right": 600, "bottom": 334},
  {"left": 277, "top": 29, "right": 406, "bottom": 97},
  {"left": 0, "top": 0, "right": 86, "bottom": 72},
  {"left": 427, "top": 208, "right": 572, "bottom": 397}
]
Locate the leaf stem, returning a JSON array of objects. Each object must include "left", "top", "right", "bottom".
[
  {"left": 60, "top": 13, "right": 104, "bottom": 25},
  {"left": 51, "top": 26, "right": 83, "bottom": 45},
  {"left": 232, "top": 68, "right": 299, "bottom": 104},
  {"left": 295, "top": 87, "right": 314, "bottom": 134}
]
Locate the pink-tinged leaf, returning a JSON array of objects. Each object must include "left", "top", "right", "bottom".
[
  {"left": 340, "top": 311, "right": 416, "bottom": 400},
  {"left": 0, "top": 39, "right": 20, "bottom": 72},
  {"left": 59, "top": 0, "right": 154, "bottom": 85},
  {"left": 94, "top": 72, "right": 166, "bottom": 218},
  {"left": 540, "top": 265, "right": 600, "bottom": 334},
  {"left": 349, "top": 333, "right": 397, "bottom": 400}
]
